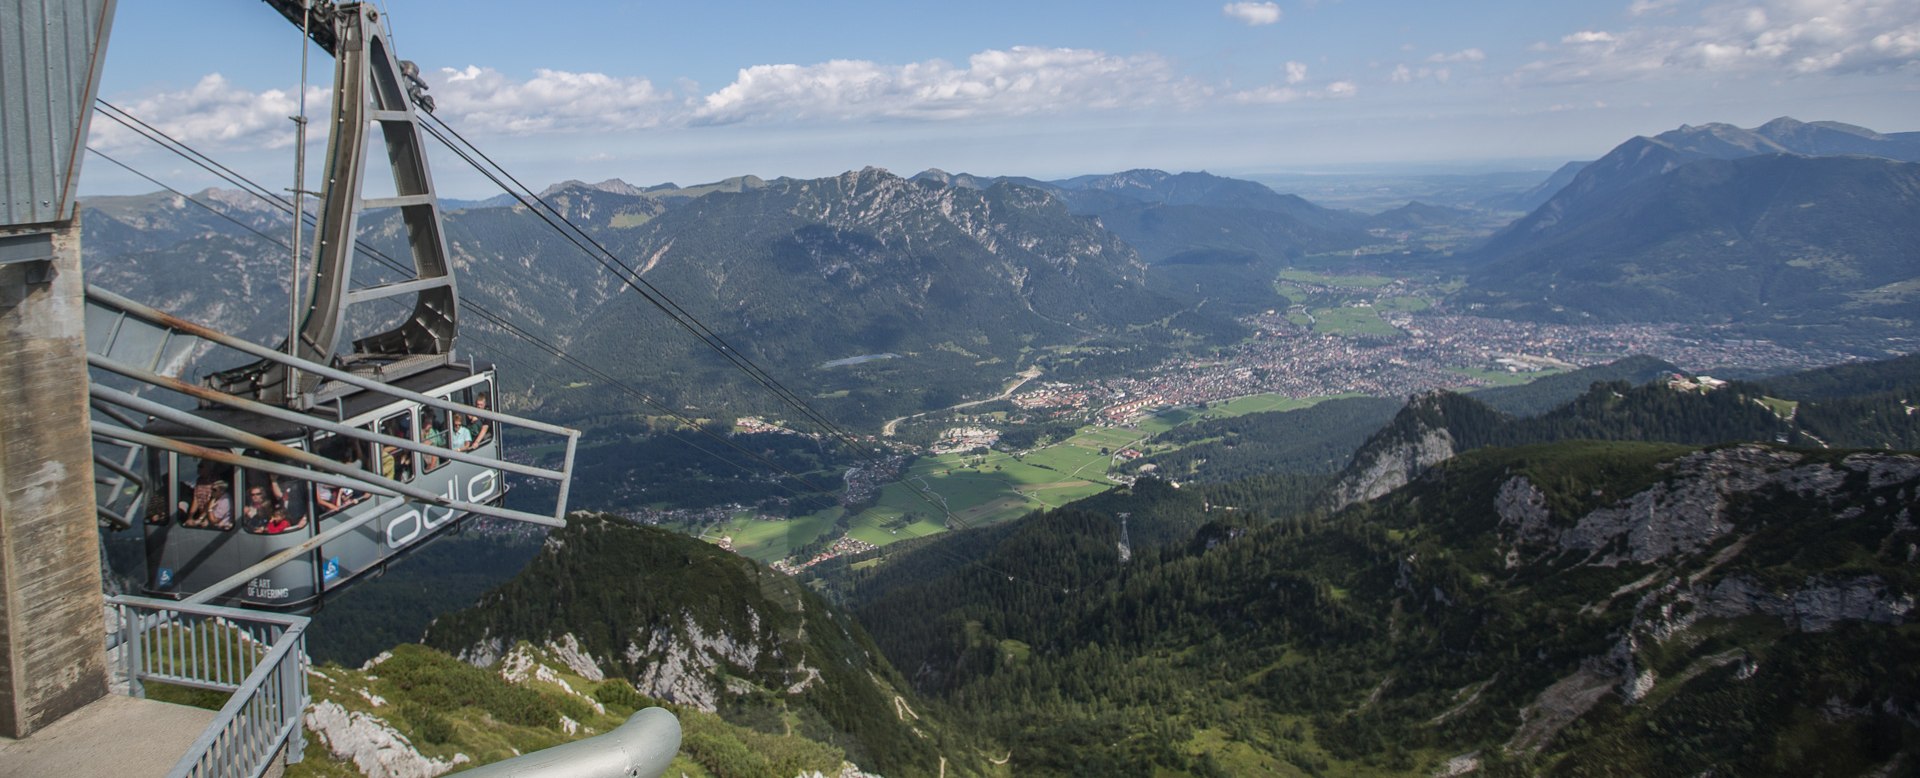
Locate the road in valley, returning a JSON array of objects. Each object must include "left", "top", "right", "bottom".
[{"left": 881, "top": 367, "right": 1043, "bottom": 437}]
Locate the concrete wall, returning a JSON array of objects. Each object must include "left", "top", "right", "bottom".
[{"left": 0, "top": 216, "right": 107, "bottom": 738}]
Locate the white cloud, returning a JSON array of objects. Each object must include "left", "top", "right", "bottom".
[
  {"left": 692, "top": 47, "right": 1207, "bottom": 124},
  {"left": 104, "top": 44, "right": 1352, "bottom": 149},
  {"left": 432, "top": 66, "right": 672, "bottom": 133},
  {"left": 1229, "top": 73, "right": 1357, "bottom": 104},
  {"left": 1562, "top": 30, "right": 1618, "bottom": 44},
  {"left": 1521, "top": 0, "right": 1920, "bottom": 84},
  {"left": 1389, "top": 65, "right": 1451, "bottom": 83},
  {"left": 1427, "top": 48, "right": 1487, "bottom": 63},
  {"left": 90, "top": 74, "right": 325, "bottom": 152},
  {"left": 1231, "top": 85, "right": 1302, "bottom": 104},
  {"left": 1222, "top": 2, "right": 1283, "bottom": 26}
]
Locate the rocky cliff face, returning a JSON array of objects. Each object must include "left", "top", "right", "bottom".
[
  {"left": 445, "top": 530, "right": 818, "bottom": 716},
  {"left": 1325, "top": 415, "right": 1456, "bottom": 511},
  {"left": 1465, "top": 445, "right": 1920, "bottom": 757},
  {"left": 423, "top": 516, "right": 953, "bottom": 776},
  {"left": 305, "top": 699, "right": 470, "bottom": 778},
  {"left": 1495, "top": 446, "right": 1920, "bottom": 566},
  {"left": 1328, "top": 426, "right": 1454, "bottom": 511}
]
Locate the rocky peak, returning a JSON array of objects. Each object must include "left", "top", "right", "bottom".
[
  {"left": 536, "top": 177, "right": 647, "bottom": 198},
  {"left": 1496, "top": 445, "right": 1920, "bottom": 566},
  {"left": 1325, "top": 423, "right": 1455, "bottom": 512}
]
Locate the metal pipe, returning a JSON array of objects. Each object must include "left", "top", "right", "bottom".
[
  {"left": 90, "top": 351, "right": 566, "bottom": 481},
  {"left": 456, "top": 707, "right": 681, "bottom": 778},
  {"left": 91, "top": 397, "right": 146, "bottom": 429},
  {"left": 87, "top": 284, "right": 575, "bottom": 437},
  {"left": 92, "top": 450, "right": 143, "bottom": 483},
  {"left": 89, "top": 384, "right": 564, "bottom": 527},
  {"left": 91, "top": 424, "right": 400, "bottom": 501}
]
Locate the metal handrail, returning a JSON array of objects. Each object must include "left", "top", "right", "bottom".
[
  {"left": 457, "top": 707, "right": 681, "bottom": 778},
  {"left": 82, "top": 284, "right": 581, "bottom": 522},
  {"left": 108, "top": 596, "right": 309, "bottom": 778},
  {"left": 86, "top": 284, "right": 571, "bottom": 436}
]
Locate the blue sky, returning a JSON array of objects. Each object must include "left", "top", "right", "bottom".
[{"left": 84, "top": 0, "right": 1920, "bottom": 198}]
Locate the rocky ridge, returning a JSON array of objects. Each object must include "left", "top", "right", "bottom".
[{"left": 1477, "top": 445, "right": 1920, "bottom": 756}]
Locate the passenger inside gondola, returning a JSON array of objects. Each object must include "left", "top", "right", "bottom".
[
  {"left": 422, "top": 412, "right": 447, "bottom": 471},
  {"left": 451, "top": 412, "right": 475, "bottom": 452},
  {"left": 183, "top": 460, "right": 235, "bottom": 530},
  {"left": 471, "top": 393, "right": 492, "bottom": 446},
  {"left": 314, "top": 435, "right": 371, "bottom": 515},
  {"left": 272, "top": 472, "right": 310, "bottom": 531},
  {"left": 380, "top": 415, "right": 413, "bottom": 481},
  {"left": 147, "top": 469, "right": 190, "bottom": 526},
  {"left": 241, "top": 479, "right": 277, "bottom": 533}
]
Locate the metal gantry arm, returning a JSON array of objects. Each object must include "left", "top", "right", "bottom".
[
  {"left": 211, "top": 1, "right": 457, "bottom": 407},
  {"left": 258, "top": 0, "right": 341, "bottom": 56}
]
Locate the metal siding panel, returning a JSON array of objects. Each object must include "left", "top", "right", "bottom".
[
  {"left": 0, "top": 2, "right": 33, "bottom": 221},
  {"left": 1, "top": 0, "right": 113, "bottom": 227}
]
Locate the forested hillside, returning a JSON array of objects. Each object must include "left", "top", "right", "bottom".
[
  {"left": 837, "top": 442, "right": 1920, "bottom": 775},
  {"left": 1126, "top": 396, "right": 1402, "bottom": 481}
]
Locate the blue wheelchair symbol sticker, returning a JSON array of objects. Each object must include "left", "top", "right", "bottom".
[
  {"left": 323, "top": 557, "right": 342, "bottom": 583},
  {"left": 155, "top": 567, "right": 175, "bottom": 590}
]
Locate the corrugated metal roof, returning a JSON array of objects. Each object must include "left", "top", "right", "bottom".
[{"left": 1, "top": 0, "right": 117, "bottom": 227}]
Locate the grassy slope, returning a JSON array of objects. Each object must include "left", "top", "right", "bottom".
[{"left": 289, "top": 643, "right": 880, "bottom": 778}]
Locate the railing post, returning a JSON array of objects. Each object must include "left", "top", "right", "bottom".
[
  {"left": 281, "top": 626, "right": 307, "bottom": 764},
  {"left": 124, "top": 602, "right": 146, "bottom": 698}
]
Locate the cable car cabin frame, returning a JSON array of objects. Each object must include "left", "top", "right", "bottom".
[
  {"left": 77, "top": 2, "right": 579, "bottom": 611},
  {"left": 85, "top": 286, "right": 579, "bottom": 611},
  {"left": 139, "top": 365, "right": 504, "bottom": 611}
]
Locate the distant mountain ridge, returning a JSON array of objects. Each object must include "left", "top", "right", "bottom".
[
  {"left": 80, "top": 166, "right": 1202, "bottom": 425},
  {"left": 1476, "top": 159, "right": 1589, "bottom": 213},
  {"left": 1493, "top": 116, "right": 1920, "bottom": 243},
  {"left": 469, "top": 167, "right": 1188, "bottom": 422},
  {"left": 1464, "top": 117, "right": 1920, "bottom": 328}
]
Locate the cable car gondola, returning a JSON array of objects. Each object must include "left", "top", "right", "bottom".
[
  {"left": 80, "top": 0, "right": 578, "bottom": 611},
  {"left": 140, "top": 365, "right": 502, "bottom": 610}
]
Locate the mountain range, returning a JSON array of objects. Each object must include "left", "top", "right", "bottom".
[
  {"left": 78, "top": 164, "right": 1420, "bottom": 427},
  {"left": 1465, "top": 118, "right": 1920, "bottom": 328},
  {"left": 78, "top": 115, "right": 1920, "bottom": 431}
]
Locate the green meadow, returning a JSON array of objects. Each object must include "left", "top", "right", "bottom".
[{"left": 687, "top": 393, "right": 1359, "bottom": 563}]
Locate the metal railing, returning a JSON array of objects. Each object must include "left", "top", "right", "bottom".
[
  {"left": 108, "top": 595, "right": 310, "bottom": 778},
  {"left": 83, "top": 283, "right": 581, "bottom": 529}
]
